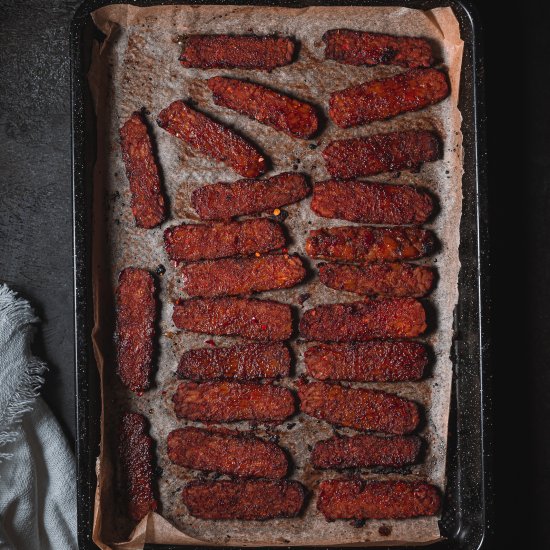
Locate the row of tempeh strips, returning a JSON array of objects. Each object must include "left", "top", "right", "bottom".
[
  {"left": 116, "top": 27, "right": 446, "bottom": 525},
  {"left": 164, "top": 40, "right": 314, "bottom": 521}
]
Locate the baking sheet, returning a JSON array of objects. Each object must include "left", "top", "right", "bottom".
[{"left": 87, "top": 4, "right": 464, "bottom": 549}]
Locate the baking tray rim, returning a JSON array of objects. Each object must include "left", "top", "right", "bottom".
[{"left": 70, "top": 1, "right": 492, "bottom": 548}]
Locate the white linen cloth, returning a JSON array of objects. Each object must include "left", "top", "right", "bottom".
[{"left": 0, "top": 285, "right": 77, "bottom": 549}]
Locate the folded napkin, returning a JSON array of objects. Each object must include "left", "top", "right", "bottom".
[{"left": 0, "top": 285, "right": 77, "bottom": 549}]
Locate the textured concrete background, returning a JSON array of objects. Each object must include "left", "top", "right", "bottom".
[
  {"left": 0, "top": 0, "right": 80, "bottom": 440},
  {"left": 0, "top": 1, "right": 548, "bottom": 548}
]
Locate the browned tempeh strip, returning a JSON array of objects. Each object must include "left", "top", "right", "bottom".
[
  {"left": 179, "top": 35, "right": 295, "bottom": 71},
  {"left": 317, "top": 479, "right": 441, "bottom": 520},
  {"left": 119, "top": 412, "right": 158, "bottom": 522},
  {"left": 173, "top": 297, "right": 293, "bottom": 341},
  {"left": 157, "top": 100, "right": 266, "bottom": 178},
  {"left": 180, "top": 254, "right": 306, "bottom": 297},
  {"left": 297, "top": 380, "right": 420, "bottom": 434},
  {"left": 168, "top": 427, "right": 288, "bottom": 478},
  {"left": 306, "top": 226, "right": 435, "bottom": 263},
  {"left": 329, "top": 69, "right": 449, "bottom": 128},
  {"left": 182, "top": 480, "right": 305, "bottom": 520},
  {"left": 323, "top": 130, "right": 440, "bottom": 179},
  {"left": 173, "top": 381, "right": 296, "bottom": 423},
  {"left": 323, "top": 29, "right": 433, "bottom": 68},
  {"left": 177, "top": 342, "right": 291, "bottom": 381},
  {"left": 318, "top": 262, "right": 435, "bottom": 298},
  {"left": 164, "top": 219, "right": 285, "bottom": 262},
  {"left": 192, "top": 172, "right": 310, "bottom": 220},
  {"left": 208, "top": 76, "right": 319, "bottom": 139},
  {"left": 300, "top": 298, "right": 427, "bottom": 342},
  {"left": 311, "top": 180, "right": 434, "bottom": 225},
  {"left": 119, "top": 112, "right": 166, "bottom": 228},
  {"left": 304, "top": 341, "right": 428, "bottom": 382},
  {"left": 116, "top": 268, "right": 156, "bottom": 392},
  {"left": 311, "top": 433, "right": 422, "bottom": 469}
]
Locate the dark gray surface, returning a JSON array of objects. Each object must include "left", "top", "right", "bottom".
[{"left": 0, "top": 0, "right": 80, "bottom": 440}]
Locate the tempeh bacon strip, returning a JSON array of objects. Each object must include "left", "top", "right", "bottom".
[
  {"left": 304, "top": 341, "right": 428, "bottom": 382},
  {"left": 311, "top": 433, "right": 422, "bottom": 469},
  {"left": 119, "top": 412, "right": 158, "bottom": 522},
  {"left": 311, "top": 180, "right": 434, "bottom": 225},
  {"left": 297, "top": 379, "right": 420, "bottom": 434},
  {"left": 179, "top": 35, "right": 295, "bottom": 71},
  {"left": 306, "top": 226, "right": 435, "bottom": 263},
  {"left": 177, "top": 342, "right": 291, "bottom": 381},
  {"left": 115, "top": 268, "right": 156, "bottom": 392},
  {"left": 164, "top": 219, "right": 285, "bottom": 262},
  {"left": 192, "top": 172, "right": 310, "bottom": 220},
  {"left": 317, "top": 479, "right": 440, "bottom": 520},
  {"left": 323, "top": 130, "right": 440, "bottom": 179},
  {"left": 208, "top": 76, "right": 319, "bottom": 139},
  {"left": 173, "top": 297, "right": 293, "bottom": 341},
  {"left": 157, "top": 100, "right": 266, "bottom": 178},
  {"left": 172, "top": 381, "right": 296, "bottom": 423},
  {"left": 119, "top": 111, "right": 166, "bottom": 228},
  {"left": 323, "top": 29, "right": 434, "bottom": 68},
  {"left": 182, "top": 480, "right": 305, "bottom": 520},
  {"left": 329, "top": 69, "right": 449, "bottom": 128},
  {"left": 167, "top": 426, "right": 288, "bottom": 478},
  {"left": 318, "top": 262, "right": 435, "bottom": 298},
  {"left": 300, "top": 298, "right": 427, "bottom": 342},
  {"left": 180, "top": 254, "right": 306, "bottom": 297}
]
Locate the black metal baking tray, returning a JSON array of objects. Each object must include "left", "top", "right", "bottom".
[{"left": 71, "top": 1, "right": 491, "bottom": 548}]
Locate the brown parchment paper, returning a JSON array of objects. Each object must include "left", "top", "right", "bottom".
[{"left": 87, "top": 4, "right": 464, "bottom": 549}]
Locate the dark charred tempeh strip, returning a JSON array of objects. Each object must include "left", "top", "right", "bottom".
[
  {"left": 323, "top": 29, "right": 433, "bottom": 68},
  {"left": 119, "top": 112, "right": 166, "bottom": 228},
  {"left": 177, "top": 342, "right": 291, "bottom": 381},
  {"left": 306, "top": 226, "right": 435, "bottom": 263},
  {"left": 311, "top": 433, "right": 422, "bottom": 469},
  {"left": 164, "top": 219, "right": 285, "bottom": 262},
  {"left": 317, "top": 479, "right": 441, "bottom": 520},
  {"left": 305, "top": 341, "right": 428, "bottom": 382},
  {"left": 167, "top": 426, "right": 288, "bottom": 478},
  {"left": 173, "top": 381, "right": 296, "bottom": 423},
  {"left": 208, "top": 77, "right": 319, "bottom": 139},
  {"left": 180, "top": 254, "right": 306, "bottom": 297},
  {"left": 173, "top": 297, "right": 292, "bottom": 341},
  {"left": 116, "top": 268, "right": 156, "bottom": 392},
  {"left": 179, "top": 35, "right": 295, "bottom": 71},
  {"left": 323, "top": 130, "right": 440, "bottom": 179},
  {"left": 329, "top": 69, "right": 450, "bottom": 128},
  {"left": 297, "top": 380, "right": 420, "bottom": 434},
  {"left": 318, "top": 262, "right": 435, "bottom": 298},
  {"left": 192, "top": 172, "right": 310, "bottom": 220},
  {"left": 157, "top": 100, "right": 266, "bottom": 178},
  {"left": 119, "top": 413, "right": 158, "bottom": 522},
  {"left": 182, "top": 480, "right": 305, "bottom": 520},
  {"left": 300, "top": 298, "right": 426, "bottom": 342},
  {"left": 311, "top": 180, "right": 434, "bottom": 225}
]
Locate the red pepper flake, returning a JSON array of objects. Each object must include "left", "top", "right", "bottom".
[
  {"left": 137, "top": 391, "right": 144, "bottom": 397},
  {"left": 282, "top": 247, "right": 288, "bottom": 254},
  {"left": 261, "top": 324, "right": 268, "bottom": 331},
  {"left": 205, "top": 339, "right": 216, "bottom": 347},
  {"left": 161, "top": 390, "right": 167, "bottom": 396}
]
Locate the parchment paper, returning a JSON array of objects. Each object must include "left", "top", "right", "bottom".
[{"left": 87, "top": 5, "right": 463, "bottom": 549}]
